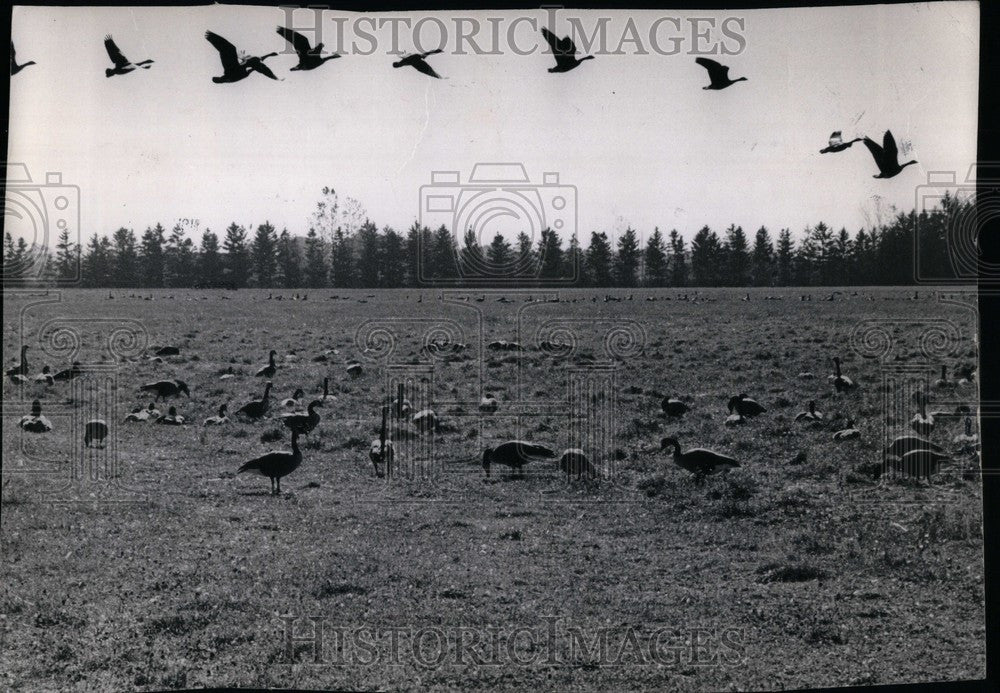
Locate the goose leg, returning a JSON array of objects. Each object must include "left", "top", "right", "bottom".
[{"left": 276, "top": 477, "right": 281, "bottom": 495}]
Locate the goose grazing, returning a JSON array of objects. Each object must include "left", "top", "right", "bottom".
[
  {"left": 728, "top": 393, "right": 766, "bottom": 418},
  {"left": 237, "top": 382, "right": 272, "bottom": 420},
  {"left": 281, "top": 388, "right": 305, "bottom": 408},
  {"left": 205, "top": 31, "right": 280, "bottom": 83},
  {"left": 5, "top": 345, "right": 28, "bottom": 378},
  {"left": 795, "top": 400, "right": 823, "bottom": 422},
  {"left": 412, "top": 408, "right": 438, "bottom": 433},
  {"left": 478, "top": 394, "right": 499, "bottom": 413},
  {"left": 238, "top": 431, "right": 302, "bottom": 495},
  {"left": 154, "top": 345, "right": 180, "bottom": 356},
  {"left": 482, "top": 440, "right": 556, "bottom": 478},
  {"left": 661, "top": 396, "right": 689, "bottom": 417},
  {"left": 695, "top": 57, "right": 746, "bottom": 90},
  {"left": 933, "top": 365, "right": 954, "bottom": 389},
  {"left": 819, "top": 131, "right": 861, "bottom": 154},
  {"left": 84, "top": 419, "right": 108, "bottom": 448},
  {"left": 276, "top": 26, "right": 340, "bottom": 71},
  {"left": 832, "top": 418, "right": 861, "bottom": 440},
  {"left": 204, "top": 403, "right": 230, "bottom": 426},
  {"left": 953, "top": 417, "right": 978, "bottom": 447},
  {"left": 392, "top": 49, "right": 444, "bottom": 78},
  {"left": 11, "top": 41, "right": 36, "bottom": 75},
  {"left": 956, "top": 364, "right": 976, "bottom": 386},
  {"left": 155, "top": 406, "right": 185, "bottom": 426},
  {"left": 18, "top": 400, "right": 52, "bottom": 433},
  {"left": 558, "top": 448, "right": 595, "bottom": 479},
  {"left": 139, "top": 379, "right": 190, "bottom": 401},
  {"left": 829, "top": 357, "right": 856, "bottom": 392},
  {"left": 256, "top": 350, "right": 278, "bottom": 378},
  {"left": 862, "top": 130, "right": 917, "bottom": 179},
  {"left": 884, "top": 435, "right": 945, "bottom": 458},
  {"left": 346, "top": 362, "right": 363, "bottom": 378},
  {"left": 32, "top": 366, "right": 55, "bottom": 386},
  {"left": 660, "top": 437, "right": 739, "bottom": 484},
  {"left": 540, "top": 27, "right": 594, "bottom": 73},
  {"left": 280, "top": 400, "right": 322, "bottom": 435},
  {"left": 124, "top": 403, "right": 155, "bottom": 422},
  {"left": 103, "top": 35, "right": 154, "bottom": 77},
  {"left": 888, "top": 449, "right": 950, "bottom": 481},
  {"left": 910, "top": 392, "right": 935, "bottom": 436}
]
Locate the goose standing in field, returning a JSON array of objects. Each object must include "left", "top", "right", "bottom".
[
  {"left": 695, "top": 57, "right": 746, "bottom": 90},
  {"left": 660, "top": 437, "right": 739, "bottom": 484},
  {"left": 540, "top": 27, "right": 594, "bottom": 73},
  {"left": 155, "top": 405, "right": 186, "bottom": 425},
  {"left": 482, "top": 440, "right": 556, "bottom": 478},
  {"left": 888, "top": 449, "right": 951, "bottom": 481},
  {"left": 204, "top": 403, "right": 230, "bottom": 426},
  {"left": 725, "top": 412, "right": 747, "bottom": 427},
  {"left": 5, "top": 345, "right": 29, "bottom": 378},
  {"left": 154, "top": 345, "right": 180, "bottom": 356},
  {"left": 558, "top": 448, "right": 596, "bottom": 479},
  {"left": 370, "top": 406, "right": 392, "bottom": 476},
  {"left": 237, "top": 382, "right": 272, "bottom": 420},
  {"left": 256, "top": 350, "right": 278, "bottom": 378},
  {"left": 832, "top": 418, "right": 861, "bottom": 440},
  {"left": 478, "top": 394, "right": 499, "bottom": 413},
  {"left": 953, "top": 417, "right": 978, "bottom": 448},
  {"left": 84, "top": 419, "right": 108, "bottom": 448},
  {"left": 661, "top": 396, "right": 689, "bottom": 417},
  {"left": 829, "top": 357, "right": 856, "bottom": 392},
  {"left": 205, "top": 31, "right": 280, "bottom": 83},
  {"left": 412, "top": 408, "right": 438, "bottom": 433},
  {"left": 728, "top": 393, "right": 766, "bottom": 418},
  {"left": 933, "top": 365, "right": 954, "bottom": 389},
  {"left": 819, "top": 131, "right": 862, "bottom": 154},
  {"left": 124, "top": 402, "right": 158, "bottom": 422},
  {"left": 11, "top": 42, "right": 36, "bottom": 75},
  {"left": 884, "top": 434, "right": 945, "bottom": 458},
  {"left": 103, "top": 35, "right": 154, "bottom": 77},
  {"left": 281, "top": 388, "right": 305, "bottom": 408},
  {"left": 32, "top": 366, "right": 55, "bottom": 386},
  {"left": 346, "top": 362, "right": 363, "bottom": 378},
  {"left": 862, "top": 130, "right": 917, "bottom": 179},
  {"left": 910, "top": 392, "right": 935, "bottom": 436},
  {"left": 281, "top": 400, "right": 322, "bottom": 435},
  {"left": 795, "top": 400, "right": 824, "bottom": 422},
  {"left": 392, "top": 48, "right": 445, "bottom": 78},
  {"left": 139, "top": 379, "right": 190, "bottom": 401},
  {"left": 238, "top": 431, "right": 302, "bottom": 495},
  {"left": 276, "top": 26, "right": 340, "bottom": 71},
  {"left": 18, "top": 400, "right": 52, "bottom": 433}
]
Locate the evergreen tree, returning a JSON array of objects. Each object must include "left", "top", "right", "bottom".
[
  {"left": 751, "top": 226, "right": 774, "bottom": 287},
  {"left": 250, "top": 221, "right": 279, "bottom": 287},
  {"left": 644, "top": 227, "right": 668, "bottom": 287},
  {"left": 668, "top": 230, "right": 688, "bottom": 287},
  {"left": 586, "top": 232, "right": 614, "bottom": 287},
  {"left": 303, "top": 227, "right": 328, "bottom": 288},
  {"left": 223, "top": 222, "right": 251, "bottom": 289},
  {"left": 565, "top": 234, "right": 585, "bottom": 285},
  {"left": 330, "top": 227, "right": 355, "bottom": 288},
  {"left": 356, "top": 220, "right": 381, "bottom": 287},
  {"left": 690, "top": 226, "right": 722, "bottom": 286},
  {"left": 140, "top": 223, "right": 166, "bottom": 288},
  {"left": 54, "top": 228, "right": 78, "bottom": 282},
  {"left": 429, "top": 225, "right": 456, "bottom": 280},
  {"left": 165, "top": 222, "right": 196, "bottom": 288},
  {"left": 776, "top": 228, "right": 794, "bottom": 286},
  {"left": 614, "top": 226, "right": 640, "bottom": 287},
  {"left": 277, "top": 228, "right": 302, "bottom": 288},
  {"left": 111, "top": 227, "right": 139, "bottom": 287},
  {"left": 538, "top": 228, "right": 565, "bottom": 282},
  {"left": 515, "top": 231, "right": 535, "bottom": 278},
  {"left": 381, "top": 226, "right": 406, "bottom": 288},
  {"left": 486, "top": 232, "right": 513, "bottom": 272},
  {"left": 723, "top": 224, "right": 750, "bottom": 286},
  {"left": 82, "top": 234, "right": 113, "bottom": 287},
  {"left": 458, "top": 228, "right": 483, "bottom": 279},
  {"left": 199, "top": 229, "right": 223, "bottom": 288}
]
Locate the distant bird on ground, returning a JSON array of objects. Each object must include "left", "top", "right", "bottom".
[
  {"left": 140, "top": 379, "right": 190, "bottom": 401},
  {"left": 237, "top": 382, "right": 272, "bottom": 420},
  {"left": 238, "top": 431, "right": 302, "bottom": 495},
  {"left": 884, "top": 434, "right": 945, "bottom": 458},
  {"left": 281, "top": 400, "right": 322, "bottom": 435},
  {"left": 661, "top": 396, "right": 689, "bottom": 417},
  {"left": 276, "top": 26, "right": 340, "bottom": 70},
  {"left": 154, "top": 345, "right": 180, "bottom": 356},
  {"left": 205, "top": 31, "right": 279, "bottom": 83},
  {"left": 413, "top": 408, "right": 438, "bottom": 433},
  {"left": 11, "top": 42, "right": 36, "bottom": 75},
  {"left": 281, "top": 388, "right": 305, "bottom": 408},
  {"left": 18, "top": 400, "right": 52, "bottom": 433},
  {"left": 540, "top": 27, "right": 594, "bottom": 73},
  {"left": 124, "top": 402, "right": 159, "bottom": 422},
  {"left": 798, "top": 371, "right": 816, "bottom": 380},
  {"left": 728, "top": 393, "right": 766, "bottom": 418},
  {"left": 862, "top": 130, "right": 917, "bottom": 179},
  {"left": 84, "top": 419, "right": 108, "bottom": 448},
  {"left": 558, "top": 448, "right": 596, "bottom": 479},
  {"left": 483, "top": 440, "right": 556, "bottom": 478},
  {"left": 829, "top": 357, "right": 856, "bottom": 392},
  {"left": 370, "top": 438, "right": 394, "bottom": 470},
  {"left": 725, "top": 413, "right": 747, "bottom": 427},
  {"left": 832, "top": 418, "right": 861, "bottom": 440},
  {"left": 954, "top": 417, "right": 978, "bottom": 447},
  {"left": 660, "top": 437, "right": 739, "bottom": 484},
  {"left": 795, "top": 400, "right": 824, "bottom": 422},
  {"left": 204, "top": 403, "right": 230, "bottom": 426},
  {"left": 478, "top": 395, "right": 499, "bottom": 413},
  {"left": 910, "top": 392, "right": 935, "bottom": 436},
  {"left": 819, "top": 131, "right": 861, "bottom": 154},
  {"left": 889, "top": 449, "right": 950, "bottom": 481},
  {"left": 346, "top": 362, "right": 363, "bottom": 378},
  {"left": 155, "top": 406, "right": 185, "bottom": 425},
  {"left": 6, "top": 345, "right": 29, "bottom": 378},
  {"left": 103, "top": 35, "right": 154, "bottom": 77},
  {"left": 934, "top": 365, "right": 954, "bottom": 389},
  {"left": 956, "top": 364, "right": 976, "bottom": 386},
  {"left": 392, "top": 49, "right": 444, "bottom": 78},
  {"left": 696, "top": 57, "right": 746, "bottom": 90},
  {"left": 32, "top": 366, "right": 55, "bottom": 386},
  {"left": 256, "top": 350, "right": 278, "bottom": 378}
]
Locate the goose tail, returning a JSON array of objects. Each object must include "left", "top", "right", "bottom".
[{"left": 238, "top": 459, "right": 261, "bottom": 474}]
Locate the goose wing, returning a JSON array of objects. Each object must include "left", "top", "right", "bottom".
[
  {"left": 882, "top": 130, "right": 899, "bottom": 163},
  {"left": 205, "top": 31, "right": 240, "bottom": 72},
  {"left": 862, "top": 136, "right": 885, "bottom": 164},
  {"left": 419, "top": 48, "right": 444, "bottom": 59},
  {"left": 695, "top": 57, "right": 728, "bottom": 82},
  {"left": 276, "top": 26, "right": 312, "bottom": 55},
  {"left": 512, "top": 441, "right": 557, "bottom": 459},
  {"left": 104, "top": 35, "right": 129, "bottom": 68},
  {"left": 688, "top": 447, "right": 738, "bottom": 467},
  {"left": 247, "top": 57, "right": 279, "bottom": 80},
  {"left": 541, "top": 28, "right": 570, "bottom": 56},
  {"left": 411, "top": 58, "right": 441, "bottom": 78}
]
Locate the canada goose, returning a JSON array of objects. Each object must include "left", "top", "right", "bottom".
[
  {"left": 540, "top": 27, "right": 594, "bottom": 73},
  {"left": 18, "top": 400, "right": 52, "bottom": 433},
  {"left": 819, "top": 131, "right": 861, "bottom": 154},
  {"left": 392, "top": 49, "right": 444, "bottom": 78},
  {"left": 103, "top": 35, "right": 153, "bottom": 77},
  {"left": 482, "top": 440, "right": 556, "bottom": 478},
  {"left": 370, "top": 405, "right": 392, "bottom": 476},
  {"left": 276, "top": 26, "right": 341, "bottom": 70},
  {"left": 795, "top": 401, "right": 823, "bottom": 422},
  {"left": 558, "top": 448, "right": 595, "bottom": 479},
  {"left": 237, "top": 382, "right": 273, "bottom": 420},
  {"left": 728, "top": 393, "right": 766, "bottom": 417},
  {"left": 884, "top": 435, "right": 945, "bottom": 458},
  {"left": 798, "top": 372, "right": 816, "bottom": 380},
  {"left": 154, "top": 345, "right": 180, "bottom": 356},
  {"left": 155, "top": 406, "right": 185, "bottom": 425},
  {"left": 478, "top": 395, "right": 499, "bottom": 413},
  {"left": 124, "top": 402, "right": 158, "bottom": 422},
  {"left": 725, "top": 413, "right": 747, "bottom": 427},
  {"left": 238, "top": 431, "right": 302, "bottom": 494},
  {"left": 829, "top": 357, "right": 856, "bottom": 392},
  {"left": 412, "top": 408, "right": 437, "bottom": 433},
  {"left": 139, "top": 379, "right": 190, "bottom": 400},
  {"left": 320, "top": 377, "right": 334, "bottom": 402},
  {"left": 5, "top": 345, "right": 28, "bottom": 378},
  {"left": 84, "top": 420, "right": 108, "bottom": 448},
  {"left": 11, "top": 42, "right": 36, "bottom": 75},
  {"left": 204, "top": 403, "right": 230, "bottom": 426},
  {"left": 32, "top": 366, "right": 55, "bottom": 385},
  {"left": 888, "top": 449, "right": 950, "bottom": 481},
  {"left": 661, "top": 397, "right": 689, "bottom": 417},
  {"left": 205, "top": 31, "right": 280, "bottom": 83},
  {"left": 953, "top": 417, "right": 978, "bottom": 446},
  {"left": 281, "top": 388, "right": 305, "bottom": 408},
  {"left": 256, "top": 350, "right": 278, "bottom": 378},
  {"left": 910, "top": 393, "right": 934, "bottom": 436},
  {"left": 695, "top": 57, "right": 746, "bottom": 90},
  {"left": 956, "top": 364, "right": 976, "bottom": 386},
  {"left": 933, "top": 365, "right": 954, "bottom": 389},
  {"left": 7, "top": 372, "right": 27, "bottom": 385},
  {"left": 660, "top": 437, "right": 739, "bottom": 484},
  {"left": 281, "top": 400, "right": 322, "bottom": 435},
  {"left": 862, "top": 130, "right": 917, "bottom": 179},
  {"left": 832, "top": 419, "right": 861, "bottom": 440},
  {"left": 346, "top": 362, "right": 363, "bottom": 378}
]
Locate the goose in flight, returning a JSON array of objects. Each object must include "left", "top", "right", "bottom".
[
  {"left": 11, "top": 42, "right": 36, "bottom": 75},
  {"left": 819, "top": 131, "right": 862, "bottom": 154},
  {"left": 276, "top": 27, "right": 340, "bottom": 71},
  {"left": 862, "top": 130, "right": 917, "bottom": 179},
  {"left": 540, "top": 27, "right": 594, "bottom": 73},
  {"left": 695, "top": 57, "right": 746, "bottom": 90},
  {"left": 104, "top": 35, "right": 154, "bottom": 77},
  {"left": 205, "top": 31, "right": 279, "bottom": 83},
  {"left": 392, "top": 49, "right": 444, "bottom": 78}
]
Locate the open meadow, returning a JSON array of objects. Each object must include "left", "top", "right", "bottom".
[{"left": 1, "top": 286, "right": 985, "bottom": 690}]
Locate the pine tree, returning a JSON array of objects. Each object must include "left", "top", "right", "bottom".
[
  {"left": 486, "top": 233, "right": 513, "bottom": 272},
  {"left": 515, "top": 231, "right": 535, "bottom": 279},
  {"left": 199, "top": 229, "right": 223, "bottom": 288},
  {"left": 330, "top": 227, "right": 355, "bottom": 288},
  {"left": 356, "top": 220, "right": 381, "bottom": 288},
  {"left": 751, "top": 226, "right": 774, "bottom": 287},
  {"left": 724, "top": 224, "right": 750, "bottom": 286},
  {"left": 82, "top": 234, "right": 113, "bottom": 287},
  {"left": 140, "top": 224, "right": 166, "bottom": 288},
  {"left": 565, "top": 234, "right": 585, "bottom": 285},
  {"left": 165, "top": 222, "right": 196, "bottom": 288},
  {"left": 111, "top": 227, "right": 139, "bottom": 287},
  {"left": 277, "top": 228, "right": 302, "bottom": 288},
  {"left": 303, "top": 227, "right": 328, "bottom": 288},
  {"left": 776, "top": 228, "right": 794, "bottom": 286},
  {"left": 381, "top": 226, "right": 406, "bottom": 288},
  {"left": 405, "top": 221, "right": 423, "bottom": 287},
  {"left": 668, "top": 230, "right": 688, "bottom": 287},
  {"left": 458, "top": 228, "right": 483, "bottom": 279},
  {"left": 429, "top": 225, "right": 456, "bottom": 280},
  {"left": 614, "top": 226, "right": 640, "bottom": 287},
  {"left": 586, "top": 232, "right": 614, "bottom": 287},
  {"left": 644, "top": 227, "right": 668, "bottom": 287},
  {"left": 250, "top": 222, "right": 279, "bottom": 287},
  {"left": 538, "top": 228, "right": 565, "bottom": 282},
  {"left": 54, "top": 228, "right": 78, "bottom": 282},
  {"left": 690, "top": 226, "right": 722, "bottom": 286},
  {"left": 223, "top": 223, "right": 251, "bottom": 289}
]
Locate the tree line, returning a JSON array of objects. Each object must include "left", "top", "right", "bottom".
[{"left": 2, "top": 190, "right": 970, "bottom": 288}]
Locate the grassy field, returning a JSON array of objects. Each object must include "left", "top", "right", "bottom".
[{"left": 1, "top": 287, "right": 985, "bottom": 691}]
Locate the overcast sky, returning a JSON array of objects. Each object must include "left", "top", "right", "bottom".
[{"left": 7, "top": 3, "right": 979, "bottom": 249}]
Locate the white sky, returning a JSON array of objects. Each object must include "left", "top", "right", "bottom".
[{"left": 7, "top": 3, "right": 979, "bottom": 248}]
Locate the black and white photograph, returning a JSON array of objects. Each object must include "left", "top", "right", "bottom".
[{"left": 1, "top": 1, "right": 994, "bottom": 690}]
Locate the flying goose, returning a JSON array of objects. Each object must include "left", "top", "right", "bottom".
[
  {"left": 660, "top": 437, "right": 739, "bottom": 484},
  {"left": 276, "top": 26, "right": 340, "bottom": 70},
  {"left": 558, "top": 448, "right": 595, "bottom": 479},
  {"left": 103, "top": 35, "right": 154, "bottom": 77},
  {"left": 392, "top": 49, "right": 444, "bottom": 78},
  {"left": 281, "top": 388, "right": 305, "bottom": 408},
  {"left": 11, "top": 42, "right": 36, "bottom": 75},
  {"left": 795, "top": 400, "right": 824, "bottom": 422},
  {"left": 695, "top": 57, "right": 746, "bottom": 90},
  {"left": 661, "top": 396, "right": 689, "bottom": 417},
  {"left": 280, "top": 400, "right": 322, "bottom": 435},
  {"left": 819, "top": 131, "right": 861, "bottom": 154},
  {"left": 84, "top": 419, "right": 109, "bottom": 448},
  {"left": 238, "top": 431, "right": 302, "bottom": 494},
  {"left": 140, "top": 379, "right": 190, "bottom": 400},
  {"left": 728, "top": 393, "right": 766, "bottom": 418},
  {"left": 829, "top": 357, "right": 855, "bottom": 392},
  {"left": 5, "top": 345, "right": 28, "bottom": 378},
  {"left": 256, "top": 350, "right": 278, "bottom": 378},
  {"left": 482, "top": 440, "right": 556, "bottom": 478},
  {"left": 862, "top": 130, "right": 917, "bottom": 179},
  {"left": 155, "top": 405, "right": 185, "bottom": 425},
  {"left": 204, "top": 403, "right": 230, "bottom": 426},
  {"left": 18, "top": 400, "right": 52, "bottom": 433},
  {"left": 205, "top": 31, "right": 280, "bottom": 83},
  {"left": 540, "top": 27, "right": 594, "bottom": 73},
  {"left": 237, "top": 382, "right": 272, "bottom": 420}
]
